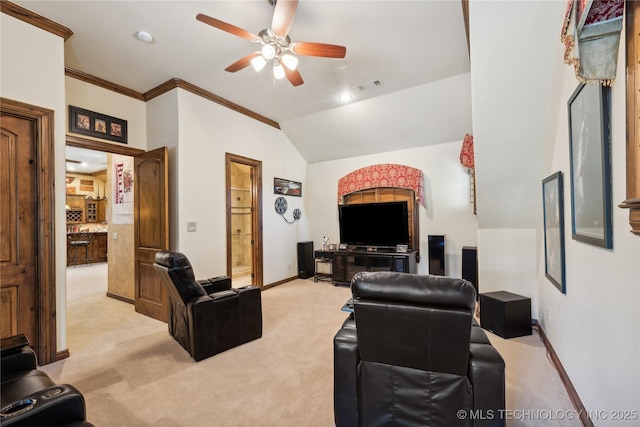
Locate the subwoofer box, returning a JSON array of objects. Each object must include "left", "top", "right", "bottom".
[{"left": 479, "top": 291, "right": 531, "bottom": 339}]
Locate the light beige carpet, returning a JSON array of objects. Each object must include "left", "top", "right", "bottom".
[{"left": 40, "top": 264, "right": 580, "bottom": 426}]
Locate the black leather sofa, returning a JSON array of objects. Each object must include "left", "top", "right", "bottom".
[
  {"left": 153, "top": 251, "right": 262, "bottom": 362},
  {"left": 1, "top": 334, "right": 94, "bottom": 427},
  {"left": 334, "top": 271, "right": 505, "bottom": 427}
]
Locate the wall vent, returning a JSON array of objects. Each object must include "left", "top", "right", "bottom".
[{"left": 354, "top": 80, "right": 383, "bottom": 92}]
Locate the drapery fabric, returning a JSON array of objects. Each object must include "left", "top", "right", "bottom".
[
  {"left": 561, "top": 0, "right": 624, "bottom": 86},
  {"left": 459, "top": 133, "right": 475, "bottom": 169},
  {"left": 337, "top": 164, "right": 425, "bottom": 207}
]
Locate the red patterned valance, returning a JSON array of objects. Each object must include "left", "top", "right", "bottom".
[
  {"left": 460, "top": 133, "right": 475, "bottom": 169},
  {"left": 337, "top": 164, "right": 425, "bottom": 207}
]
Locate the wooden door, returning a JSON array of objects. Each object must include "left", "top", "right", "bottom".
[
  {"left": 134, "top": 147, "right": 169, "bottom": 322},
  {"left": 0, "top": 115, "right": 38, "bottom": 347}
]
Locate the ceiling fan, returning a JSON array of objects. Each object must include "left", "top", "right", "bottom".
[{"left": 196, "top": 0, "right": 346, "bottom": 87}]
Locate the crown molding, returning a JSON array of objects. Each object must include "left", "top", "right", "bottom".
[
  {"left": 65, "top": 67, "right": 146, "bottom": 101},
  {"left": 144, "top": 78, "right": 280, "bottom": 130},
  {"left": 65, "top": 71, "right": 280, "bottom": 130},
  {"left": 1, "top": 0, "right": 73, "bottom": 40}
]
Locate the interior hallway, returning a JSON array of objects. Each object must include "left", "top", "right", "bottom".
[{"left": 41, "top": 263, "right": 581, "bottom": 426}]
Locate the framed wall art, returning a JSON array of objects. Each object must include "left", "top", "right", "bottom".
[
  {"left": 567, "top": 83, "right": 612, "bottom": 249},
  {"left": 274, "top": 177, "right": 301, "bottom": 197},
  {"left": 69, "top": 105, "right": 128, "bottom": 144},
  {"left": 542, "top": 171, "right": 566, "bottom": 294}
]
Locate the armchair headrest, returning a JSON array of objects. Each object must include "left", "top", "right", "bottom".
[
  {"left": 352, "top": 271, "right": 476, "bottom": 311},
  {"left": 154, "top": 251, "right": 206, "bottom": 304},
  {"left": 351, "top": 271, "right": 476, "bottom": 375}
]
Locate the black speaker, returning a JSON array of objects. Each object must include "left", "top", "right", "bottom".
[
  {"left": 479, "top": 291, "right": 532, "bottom": 339},
  {"left": 427, "top": 235, "right": 445, "bottom": 276},
  {"left": 297, "top": 241, "right": 314, "bottom": 279},
  {"left": 462, "top": 246, "right": 478, "bottom": 298}
]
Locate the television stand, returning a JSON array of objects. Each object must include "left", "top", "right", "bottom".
[{"left": 330, "top": 249, "right": 417, "bottom": 286}]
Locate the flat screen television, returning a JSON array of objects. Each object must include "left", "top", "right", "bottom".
[{"left": 338, "top": 201, "right": 409, "bottom": 248}]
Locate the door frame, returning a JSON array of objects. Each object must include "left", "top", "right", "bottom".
[
  {"left": 225, "top": 153, "right": 263, "bottom": 288},
  {"left": 1, "top": 98, "right": 56, "bottom": 364}
]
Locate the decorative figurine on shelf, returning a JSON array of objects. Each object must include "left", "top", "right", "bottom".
[{"left": 322, "top": 236, "right": 329, "bottom": 251}]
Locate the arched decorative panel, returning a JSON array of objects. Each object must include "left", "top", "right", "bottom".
[{"left": 337, "top": 164, "right": 425, "bottom": 206}]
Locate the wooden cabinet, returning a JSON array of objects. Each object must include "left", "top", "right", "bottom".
[
  {"left": 66, "top": 194, "right": 86, "bottom": 223},
  {"left": 85, "top": 199, "right": 106, "bottom": 223},
  {"left": 67, "top": 232, "right": 107, "bottom": 266},
  {"left": 332, "top": 250, "right": 417, "bottom": 285}
]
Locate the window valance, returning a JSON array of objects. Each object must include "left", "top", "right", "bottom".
[{"left": 337, "top": 164, "right": 425, "bottom": 207}]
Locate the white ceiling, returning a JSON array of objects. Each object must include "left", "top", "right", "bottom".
[{"left": 15, "top": 0, "right": 471, "bottom": 164}]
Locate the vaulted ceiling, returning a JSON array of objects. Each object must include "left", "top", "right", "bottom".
[
  {"left": 11, "top": 0, "right": 567, "bottom": 230},
  {"left": 13, "top": 0, "right": 472, "bottom": 163}
]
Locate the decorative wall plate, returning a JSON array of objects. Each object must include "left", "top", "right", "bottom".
[{"left": 275, "top": 196, "right": 288, "bottom": 214}]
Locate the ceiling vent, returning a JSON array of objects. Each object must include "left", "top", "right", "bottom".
[{"left": 354, "top": 80, "right": 383, "bottom": 92}]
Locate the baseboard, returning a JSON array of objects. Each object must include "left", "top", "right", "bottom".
[
  {"left": 56, "top": 348, "right": 70, "bottom": 361},
  {"left": 262, "top": 275, "right": 298, "bottom": 290},
  {"left": 533, "top": 320, "right": 594, "bottom": 427},
  {"left": 106, "top": 292, "right": 134, "bottom": 304}
]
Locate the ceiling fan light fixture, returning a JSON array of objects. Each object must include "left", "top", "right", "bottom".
[
  {"left": 281, "top": 53, "right": 298, "bottom": 70},
  {"left": 261, "top": 43, "right": 276, "bottom": 60},
  {"left": 273, "top": 61, "right": 285, "bottom": 79},
  {"left": 251, "top": 55, "right": 267, "bottom": 72}
]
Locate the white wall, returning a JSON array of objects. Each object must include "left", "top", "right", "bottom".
[
  {"left": 307, "top": 140, "right": 478, "bottom": 277},
  {"left": 1, "top": 14, "right": 67, "bottom": 350},
  {"left": 149, "top": 89, "right": 309, "bottom": 284},
  {"left": 477, "top": 228, "right": 538, "bottom": 312},
  {"left": 538, "top": 28, "right": 640, "bottom": 422},
  {"left": 146, "top": 90, "right": 179, "bottom": 249}
]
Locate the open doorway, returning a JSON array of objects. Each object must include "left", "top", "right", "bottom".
[
  {"left": 65, "top": 137, "right": 143, "bottom": 301},
  {"left": 226, "top": 153, "right": 263, "bottom": 289}
]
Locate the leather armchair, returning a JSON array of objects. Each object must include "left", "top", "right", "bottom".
[
  {"left": 153, "top": 251, "right": 262, "bottom": 362},
  {"left": 334, "top": 272, "right": 505, "bottom": 427},
  {"left": 1, "top": 334, "right": 94, "bottom": 427}
]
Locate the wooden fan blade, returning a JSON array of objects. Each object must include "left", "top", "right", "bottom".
[
  {"left": 284, "top": 66, "right": 304, "bottom": 86},
  {"left": 271, "top": 0, "right": 298, "bottom": 36},
  {"left": 291, "top": 42, "right": 346, "bottom": 58},
  {"left": 225, "top": 52, "right": 262, "bottom": 72},
  {"left": 196, "top": 13, "right": 258, "bottom": 41}
]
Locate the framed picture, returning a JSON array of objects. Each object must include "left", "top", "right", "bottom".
[
  {"left": 542, "top": 171, "right": 566, "bottom": 294},
  {"left": 274, "top": 177, "right": 301, "bottom": 197},
  {"left": 567, "top": 83, "right": 612, "bottom": 248},
  {"left": 69, "top": 105, "right": 128, "bottom": 144}
]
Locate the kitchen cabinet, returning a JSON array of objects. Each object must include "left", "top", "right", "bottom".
[
  {"left": 85, "top": 199, "right": 107, "bottom": 223},
  {"left": 66, "top": 195, "right": 86, "bottom": 223}
]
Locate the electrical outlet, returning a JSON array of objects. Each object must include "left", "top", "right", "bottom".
[
  {"left": 546, "top": 309, "right": 550, "bottom": 322},
  {"left": 187, "top": 221, "right": 197, "bottom": 232},
  {"left": 113, "top": 232, "right": 118, "bottom": 240}
]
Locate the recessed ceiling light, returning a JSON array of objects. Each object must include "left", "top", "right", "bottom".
[
  {"left": 135, "top": 31, "right": 153, "bottom": 43},
  {"left": 339, "top": 93, "right": 353, "bottom": 102}
]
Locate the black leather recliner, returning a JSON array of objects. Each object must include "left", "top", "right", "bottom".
[
  {"left": 334, "top": 272, "right": 505, "bottom": 427},
  {"left": 1, "top": 334, "right": 94, "bottom": 427},
  {"left": 153, "top": 251, "right": 262, "bottom": 362}
]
